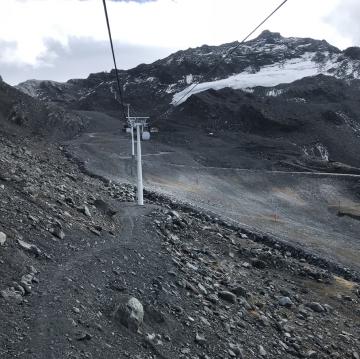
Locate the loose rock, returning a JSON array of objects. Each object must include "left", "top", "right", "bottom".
[
  {"left": 82, "top": 205, "right": 91, "bottom": 217},
  {"left": 17, "top": 239, "right": 41, "bottom": 256},
  {"left": 306, "top": 302, "right": 325, "bottom": 313},
  {"left": 51, "top": 226, "right": 65, "bottom": 240},
  {"left": 279, "top": 296, "right": 293, "bottom": 308},
  {"left": 195, "top": 333, "right": 206, "bottom": 345},
  {"left": 231, "top": 285, "right": 250, "bottom": 298},
  {"left": 259, "top": 345, "right": 267, "bottom": 356},
  {"left": 218, "top": 291, "right": 237, "bottom": 303},
  {"left": 0, "top": 288, "right": 23, "bottom": 303},
  {"left": 0, "top": 231, "right": 6, "bottom": 246}
]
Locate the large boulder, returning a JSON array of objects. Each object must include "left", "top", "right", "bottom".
[{"left": 113, "top": 296, "right": 144, "bottom": 332}]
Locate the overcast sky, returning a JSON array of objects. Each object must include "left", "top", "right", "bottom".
[{"left": 0, "top": 0, "right": 359, "bottom": 85}]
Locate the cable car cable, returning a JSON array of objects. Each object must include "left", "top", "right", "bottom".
[{"left": 102, "top": 0, "right": 127, "bottom": 120}]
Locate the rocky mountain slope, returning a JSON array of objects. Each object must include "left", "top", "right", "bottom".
[
  {"left": 168, "top": 75, "right": 360, "bottom": 171},
  {"left": 16, "top": 30, "right": 360, "bottom": 115},
  {"left": 0, "top": 77, "right": 85, "bottom": 139},
  {"left": 0, "top": 127, "right": 359, "bottom": 359},
  {"left": 15, "top": 31, "right": 360, "bottom": 172}
]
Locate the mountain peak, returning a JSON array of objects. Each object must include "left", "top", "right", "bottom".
[{"left": 256, "top": 30, "right": 282, "bottom": 40}]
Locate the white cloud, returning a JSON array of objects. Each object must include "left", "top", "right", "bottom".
[
  {"left": 0, "top": 0, "right": 357, "bottom": 83},
  {"left": 326, "top": 0, "right": 360, "bottom": 45}
]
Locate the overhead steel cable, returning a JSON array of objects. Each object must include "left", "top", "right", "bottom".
[
  {"left": 102, "top": 0, "right": 127, "bottom": 120},
  {"left": 170, "top": 0, "right": 290, "bottom": 108}
]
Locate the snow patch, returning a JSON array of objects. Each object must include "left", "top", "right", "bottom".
[
  {"left": 79, "top": 89, "right": 96, "bottom": 101},
  {"left": 288, "top": 97, "right": 307, "bottom": 103},
  {"left": 166, "top": 84, "right": 177, "bottom": 94},
  {"left": 266, "top": 89, "right": 283, "bottom": 97},
  {"left": 172, "top": 52, "right": 339, "bottom": 105},
  {"left": 303, "top": 143, "right": 329, "bottom": 161},
  {"left": 185, "top": 74, "right": 193, "bottom": 85},
  {"left": 336, "top": 111, "right": 360, "bottom": 136},
  {"left": 109, "top": 84, "right": 118, "bottom": 100},
  {"left": 242, "top": 88, "right": 254, "bottom": 93}
]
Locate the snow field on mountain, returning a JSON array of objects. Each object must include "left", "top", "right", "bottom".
[{"left": 172, "top": 52, "right": 332, "bottom": 105}]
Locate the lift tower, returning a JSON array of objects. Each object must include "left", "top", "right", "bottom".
[{"left": 127, "top": 116, "right": 150, "bottom": 206}]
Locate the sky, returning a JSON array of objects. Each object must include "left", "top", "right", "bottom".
[{"left": 0, "top": 0, "right": 359, "bottom": 85}]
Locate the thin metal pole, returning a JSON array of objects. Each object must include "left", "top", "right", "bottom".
[
  {"left": 136, "top": 124, "right": 144, "bottom": 205},
  {"left": 127, "top": 104, "right": 135, "bottom": 157},
  {"left": 131, "top": 126, "right": 135, "bottom": 157}
]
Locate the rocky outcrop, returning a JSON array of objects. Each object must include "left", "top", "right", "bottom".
[{"left": 0, "top": 79, "right": 86, "bottom": 139}]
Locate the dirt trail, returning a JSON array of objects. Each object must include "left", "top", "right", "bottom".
[{"left": 16, "top": 204, "right": 162, "bottom": 359}]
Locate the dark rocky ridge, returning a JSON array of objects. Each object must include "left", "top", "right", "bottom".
[{"left": 0, "top": 79, "right": 86, "bottom": 139}]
